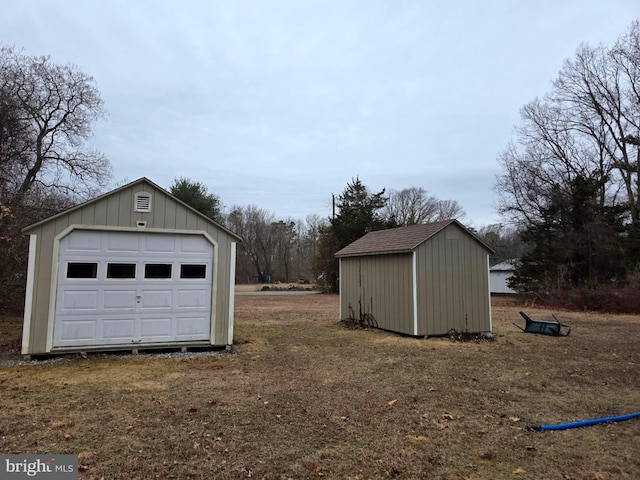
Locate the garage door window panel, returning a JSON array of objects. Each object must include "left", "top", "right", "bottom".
[
  {"left": 67, "top": 262, "right": 98, "bottom": 279},
  {"left": 144, "top": 264, "right": 172, "bottom": 279},
  {"left": 107, "top": 263, "right": 136, "bottom": 279},
  {"left": 180, "top": 264, "right": 206, "bottom": 279}
]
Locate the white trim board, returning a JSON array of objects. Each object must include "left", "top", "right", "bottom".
[
  {"left": 227, "top": 242, "right": 237, "bottom": 345},
  {"left": 21, "top": 235, "right": 38, "bottom": 355},
  {"left": 412, "top": 251, "right": 418, "bottom": 336}
]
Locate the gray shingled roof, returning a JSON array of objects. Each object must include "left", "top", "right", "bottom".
[{"left": 335, "top": 219, "right": 469, "bottom": 257}]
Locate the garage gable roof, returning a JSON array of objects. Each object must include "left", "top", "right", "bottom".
[
  {"left": 335, "top": 219, "right": 493, "bottom": 257},
  {"left": 22, "top": 177, "right": 242, "bottom": 241}
]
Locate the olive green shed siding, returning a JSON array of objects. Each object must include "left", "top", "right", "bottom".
[
  {"left": 21, "top": 178, "right": 241, "bottom": 356},
  {"left": 339, "top": 254, "right": 415, "bottom": 334},
  {"left": 337, "top": 221, "right": 492, "bottom": 337},
  {"left": 415, "top": 223, "right": 491, "bottom": 335}
]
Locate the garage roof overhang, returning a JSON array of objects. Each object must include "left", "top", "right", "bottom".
[{"left": 21, "top": 177, "right": 243, "bottom": 243}]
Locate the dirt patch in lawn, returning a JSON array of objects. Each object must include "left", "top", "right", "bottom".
[{"left": 1, "top": 295, "right": 639, "bottom": 479}]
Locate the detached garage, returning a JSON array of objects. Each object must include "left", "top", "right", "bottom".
[
  {"left": 21, "top": 178, "right": 241, "bottom": 358},
  {"left": 336, "top": 220, "right": 494, "bottom": 337}
]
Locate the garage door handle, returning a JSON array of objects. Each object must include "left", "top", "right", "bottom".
[{"left": 131, "top": 339, "right": 142, "bottom": 343}]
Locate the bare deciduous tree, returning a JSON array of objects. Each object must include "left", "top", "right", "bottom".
[
  {"left": 0, "top": 45, "right": 110, "bottom": 313},
  {"left": 225, "top": 205, "right": 322, "bottom": 283},
  {"left": 292, "top": 214, "right": 327, "bottom": 282},
  {"left": 225, "top": 205, "right": 280, "bottom": 283},
  {"left": 434, "top": 198, "right": 466, "bottom": 221},
  {"left": 496, "top": 20, "right": 640, "bottom": 227},
  {"left": 476, "top": 223, "right": 527, "bottom": 265},
  {"left": 0, "top": 45, "right": 111, "bottom": 206},
  {"left": 383, "top": 187, "right": 466, "bottom": 225}
]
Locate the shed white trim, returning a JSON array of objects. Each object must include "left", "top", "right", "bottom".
[
  {"left": 46, "top": 229, "right": 62, "bottom": 352},
  {"left": 209, "top": 235, "right": 219, "bottom": 345},
  {"left": 21, "top": 235, "right": 38, "bottom": 355},
  {"left": 227, "top": 242, "right": 237, "bottom": 345},
  {"left": 338, "top": 259, "right": 343, "bottom": 320},
  {"left": 51, "top": 224, "right": 223, "bottom": 236},
  {"left": 487, "top": 256, "right": 493, "bottom": 331},
  {"left": 412, "top": 251, "right": 418, "bottom": 336}
]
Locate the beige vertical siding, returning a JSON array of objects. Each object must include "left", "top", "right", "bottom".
[
  {"left": 28, "top": 220, "right": 55, "bottom": 351},
  {"left": 416, "top": 223, "right": 491, "bottom": 335},
  {"left": 340, "top": 253, "right": 414, "bottom": 335},
  {"left": 23, "top": 180, "right": 238, "bottom": 355},
  {"left": 106, "top": 195, "right": 120, "bottom": 225},
  {"left": 118, "top": 188, "right": 133, "bottom": 223}
]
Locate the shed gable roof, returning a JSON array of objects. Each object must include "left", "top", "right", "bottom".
[
  {"left": 22, "top": 177, "right": 242, "bottom": 241},
  {"left": 335, "top": 220, "right": 493, "bottom": 257}
]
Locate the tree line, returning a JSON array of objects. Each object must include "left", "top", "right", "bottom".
[
  {"left": 168, "top": 177, "right": 468, "bottom": 288},
  {"left": 5, "top": 19, "right": 638, "bottom": 316}
]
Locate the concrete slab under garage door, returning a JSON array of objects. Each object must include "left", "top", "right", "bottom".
[{"left": 53, "top": 230, "right": 213, "bottom": 348}]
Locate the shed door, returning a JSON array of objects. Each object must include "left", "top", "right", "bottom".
[{"left": 53, "top": 230, "right": 213, "bottom": 348}]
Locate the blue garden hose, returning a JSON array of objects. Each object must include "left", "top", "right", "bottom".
[{"left": 527, "top": 411, "right": 640, "bottom": 431}]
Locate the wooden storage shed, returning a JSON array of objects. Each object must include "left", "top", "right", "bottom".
[
  {"left": 335, "top": 220, "right": 494, "bottom": 336},
  {"left": 21, "top": 178, "right": 241, "bottom": 358}
]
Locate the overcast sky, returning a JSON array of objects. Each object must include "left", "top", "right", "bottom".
[{"left": 4, "top": 1, "right": 639, "bottom": 227}]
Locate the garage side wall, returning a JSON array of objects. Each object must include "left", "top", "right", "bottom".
[
  {"left": 415, "top": 223, "right": 491, "bottom": 336},
  {"left": 339, "top": 253, "right": 414, "bottom": 335},
  {"left": 23, "top": 181, "right": 236, "bottom": 355}
]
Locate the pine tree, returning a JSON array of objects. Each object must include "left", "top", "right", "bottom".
[
  {"left": 510, "top": 175, "right": 626, "bottom": 294},
  {"left": 314, "top": 177, "right": 390, "bottom": 292}
]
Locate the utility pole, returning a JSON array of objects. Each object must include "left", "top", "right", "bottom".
[{"left": 332, "top": 194, "right": 335, "bottom": 219}]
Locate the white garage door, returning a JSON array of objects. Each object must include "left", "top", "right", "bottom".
[{"left": 53, "top": 230, "right": 214, "bottom": 348}]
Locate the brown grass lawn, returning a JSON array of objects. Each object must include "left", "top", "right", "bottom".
[{"left": 0, "top": 294, "right": 639, "bottom": 479}]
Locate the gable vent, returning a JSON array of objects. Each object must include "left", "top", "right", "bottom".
[{"left": 134, "top": 193, "right": 152, "bottom": 212}]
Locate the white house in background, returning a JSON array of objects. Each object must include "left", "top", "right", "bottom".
[{"left": 489, "top": 261, "right": 517, "bottom": 294}]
